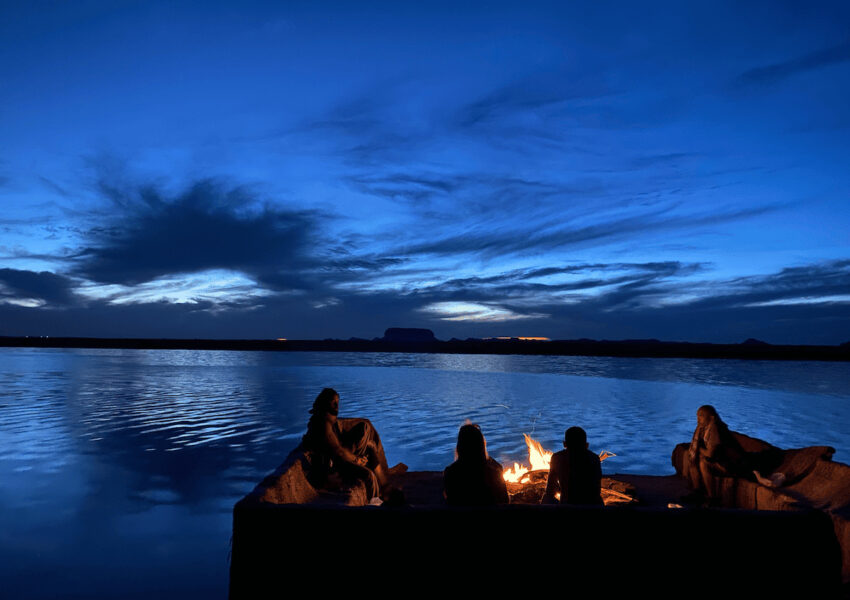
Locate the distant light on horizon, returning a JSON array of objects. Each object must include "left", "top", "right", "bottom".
[{"left": 485, "top": 336, "right": 551, "bottom": 341}]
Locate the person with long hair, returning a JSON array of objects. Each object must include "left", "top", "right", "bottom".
[
  {"left": 443, "top": 423, "right": 509, "bottom": 506},
  {"left": 301, "top": 387, "right": 389, "bottom": 499},
  {"left": 541, "top": 426, "right": 603, "bottom": 505},
  {"left": 685, "top": 404, "right": 750, "bottom": 497}
]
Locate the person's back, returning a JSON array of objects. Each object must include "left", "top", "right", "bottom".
[
  {"left": 542, "top": 426, "right": 603, "bottom": 506},
  {"left": 443, "top": 424, "right": 509, "bottom": 506},
  {"left": 444, "top": 456, "right": 508, "bottom": 506}
]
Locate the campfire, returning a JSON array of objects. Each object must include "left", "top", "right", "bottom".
[
  {"left": 503, "top": 434, "right": 555, "bottom": 483},
  {"left": 502, "top": 434, "right": 632, "bottom": 505}
]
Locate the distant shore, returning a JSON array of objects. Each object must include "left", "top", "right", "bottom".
[{"left": 2, "top": 336, "right": 848, "bottom": 362}]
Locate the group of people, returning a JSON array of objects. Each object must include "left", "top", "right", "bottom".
[
  {"left": 301, "top": 387, "right": 759, "bottom": 507},
  {"left": 442, "top": 422, "right": 604, "bottom": 506},
  {"left": 301, "top": 387, "right": 604, "bottom": 506}
]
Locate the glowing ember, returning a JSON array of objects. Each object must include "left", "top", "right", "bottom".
[{"left": 503, "top": 434, "right": 615, "bottom": 483}]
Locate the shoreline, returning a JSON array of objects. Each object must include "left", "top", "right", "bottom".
[{"left": 2, "top": 335, "right": 849, "bottom": 362}]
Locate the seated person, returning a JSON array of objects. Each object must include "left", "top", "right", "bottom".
[
  {"left": 443, "top": 423, "right": 509, "bottom": 506},
  {"left": 684, "top": 404, "right": 781, "bottom": 499},
  {"left": 301, "top": 387, "right": 389, "bottom": 499},
  {"left": 541, "top": 426, "right": 603, "bottom": 505}
]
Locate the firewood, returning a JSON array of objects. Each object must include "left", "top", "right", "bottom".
[{"left": 601, "top": 487, "right": 636, "bottom": 502}]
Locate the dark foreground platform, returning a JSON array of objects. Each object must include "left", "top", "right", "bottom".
[{"left": 230, "top": 498, "right": 842, "bottom": 598}]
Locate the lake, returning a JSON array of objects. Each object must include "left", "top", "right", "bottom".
[{"left": 1, "top": 347, "right": 848, "bottom": 598}]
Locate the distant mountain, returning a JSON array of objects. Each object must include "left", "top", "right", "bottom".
[{"left": 382, "top": 327, "right": 437, "bottom": 342}]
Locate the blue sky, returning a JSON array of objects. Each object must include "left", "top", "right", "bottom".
[{"left": 1, "top": 0, "right": 848, "bottom": 343}]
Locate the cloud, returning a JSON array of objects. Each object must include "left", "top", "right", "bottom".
[
  {"left": 1, "top": 258, "right": 848, "bottom": 344},
  {"left": 550, "top": 259, "right": 850, "bottom": 318},
  {"left": 413, "top": 261, "right": 705, "bottom": 304},
  {"left": 685, "top": 259, "right": 850, "bottom": 310},
  {"left": 63, "top": 173, "right": 415, "bottom": 307},
  {"left": 347, "top": 171, "right": 603, "bottom": 217},
  {"left": 73, "top": 179, "right": 321, "bottom": 289},
  {"left": 420, "top": 301, "right": 548, "bottom": 323},
  {"left": 0, "top": 268, "right": 78, "bottom": 306},
  {"left": 453, "top": 72, "right": 611, "bottom": 130},
  {"left": 345, "top": 172, "right": 465, "bottom": 206},
  {"left": 735, "top": 40, "right": 850, "bottom": 87},
  {"left": 38, "top": 176, "right": 73, "bottom": 198},
  {"left": 399, "top": 203, "right": 778, "bottom": 259}
]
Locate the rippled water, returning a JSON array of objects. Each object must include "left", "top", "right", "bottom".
[{"left": 1, "top": 348, "right": 848, "bottom": 598}]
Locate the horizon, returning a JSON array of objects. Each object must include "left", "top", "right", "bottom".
[
  {"left": 2, "top": 2, "right": 849, "bottom": 344},
  {"left": 4, "top": 330, "right": 848, "bottom": 348}
]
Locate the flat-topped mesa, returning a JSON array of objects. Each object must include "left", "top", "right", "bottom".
[{"left": 381, "top": 327, "right": 437, "bottom": 342}]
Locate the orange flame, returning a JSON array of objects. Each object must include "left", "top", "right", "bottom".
[
  {"left": 503, "top": 433, "right": 553, "bottom": 483},
  {"left": 502, "top": 434, "right": 615, "bottom": 483}
]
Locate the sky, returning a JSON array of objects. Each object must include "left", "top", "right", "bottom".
[{"left": 1, "top": 0, "right": 849, "bottom": 344}]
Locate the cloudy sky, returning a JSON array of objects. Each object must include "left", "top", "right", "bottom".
[{"left": 1, "top": 1, "right": 848, "bottom": 343}]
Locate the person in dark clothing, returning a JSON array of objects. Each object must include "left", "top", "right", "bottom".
[
  {"left": 541, "top": 426, "right": 603, "bottom": 506},
  {"left": 443, "top": 423, "right": 509, "bottom": 506},
  {"left": 301, "top": 387, "right": 389, "bottom": 499}
]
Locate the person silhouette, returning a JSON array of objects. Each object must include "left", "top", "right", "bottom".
[
  {"left": 301, "top": 387, "right": 389, "bottom": 499},
  {"left": 684, "top": 405, "right": 781, "bottom": 501},
  {"left": 541, "top": 426, "right": 603, "bottom": 505},
  {"left": 686, "top": 405, "right": 745, "bottom": 492},
  {"left": 443, "top": 423, "right": 509, "bottom": 506}
]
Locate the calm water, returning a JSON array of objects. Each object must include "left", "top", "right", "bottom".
[{"left": 1, "top": 348, "right": 848, "bottom": 598}]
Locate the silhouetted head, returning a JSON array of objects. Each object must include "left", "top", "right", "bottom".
[
  {"left": 456, "top": 423, "right": 488, "bottom": 462},
  {"left": 310, "top": 388, "right": 339, "bottom": 416},
  {"left": 697, "top": 405, "right": 719, "bottom": 426},
  {"left": 564, "top": 426, "right": 588, "bottom": 451}
]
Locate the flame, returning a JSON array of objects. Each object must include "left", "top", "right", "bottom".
[
  {"left": 503, "top": 433, "right": 553, "bottom": 482},
  {"left": 502, "top": 433, "right": 616, "bottom": 483}
]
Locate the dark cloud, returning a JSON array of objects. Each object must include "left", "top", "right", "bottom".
[
  {"left": 531, "top": 259, "right": 850, "bottom": 320},
  {"left": 400, "top": 203, "right": 779, "bottom": 258},
  {"left": 456, "top": 84, "right": 567, "bottom": 129},
  {"left": 685, "top": 259, "right": 850, "bottom": 310},
  {"left": 346, "top": 172, "right": 605, "bottom": 225},
  {"left": 74, "top": 179, "right": 320, "bottom": 288},
  {"left": 64, "top": 174, "right": 414, "bottom": 302},
  {"left": 414, "top": 261, "right": 706, "bottom": 303},
  {"left": 38, "top": 176, "right": 73, "bottom": 198},
  {"left": 454, "top": 72, "right": 611, "bottom": 130},
  {"left": 735, "top": 40, "right": 850, "bottom": 87},
  {"left": 324, "top": 256, "right": 407, "bottom": 272},
  {"left": 346, "top": 173, "right": 464, "bottom": 205},
  {"left": 294, "top": 81, "right": 428, "bottom": 168},
  {"left": 0, "top": 268, "right": 78, "bottom": 306}
]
